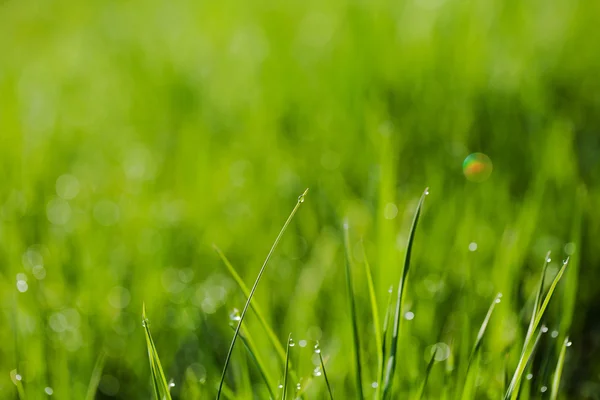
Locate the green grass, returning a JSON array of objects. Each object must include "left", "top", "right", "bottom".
[{"left": 1, "top": 0, "right": 597, "bottom": 398}]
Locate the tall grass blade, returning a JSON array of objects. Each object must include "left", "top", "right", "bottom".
[
  {"left": 316, "top": 341, "right": 334, "bottom": 400},
  {"left": 216, "top": 189, "right": 308, "bottom": 400},
  {"left": 360, "top": 240, "right": 383, "bottom": 399},
  {"left": 505, "top": 256, "right": 569, "bottom": 400},
  {"left": 142, "top": 304, "right": 173, "bottom": 400},
  {"left": 382, "top": 188, "right": 429, "bottom": 400},
  {"left": 514, "top": 326, "right": 546, "bottom": 399},
  {"left": 550, "top": 337, "right": 570, "bottom": 400},
  {"left": 282, "top": 334, "right": 293, "bottom": 400},
  {"left": 416, "top": 347, "right": 438, "bottom": 400},
  {"left": 379, "top": 285, "right": 394, "bottom": 390},
  {"left": 343, "top": 221, "right": 364, "bottom": 399},
  {"left": 213, "top": 245, "right": 286, "bottom": 362},
  {"left": 85, "top": 351, "right": 106, "bottom": 400}
]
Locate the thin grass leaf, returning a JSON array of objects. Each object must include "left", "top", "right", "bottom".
[
  {"left": 343, "top": 221, "right": 364, "bottom": 399},
  {"left": 10, "top": 369, "right": 26, "bottom": 400},
  {"left": 296, "top": 352, "right": 331, "bottom": 397},
  {"left": 85, "top": 351, "right": 106, "bottom": 400},
  {"left": 416, "top": 347, "right": 438, "bottom": 400},
  {"left": 216, "top": 189, "right": 308, "bottom": 400},
  {"left": 213, "top": 245, "right": 286, "bottom": 362},
  {"left": 142, "top": 304, "right": 173, "bottom": 400},
  {"left": 282, "top": 334, "right": 293, "bottom": 400},
  {"left": 315, "top": 341, "right": 334, "bottom": 400},
  {"left": 360, "top": 240, "right": 383, "bottom": 399},
  {"left": 382, "top": 188, "right": 429, "bottom": 400},
  {"left": 550, "top": 337, "right": 570, "bottom": 400},
  {"left": 231, "top": 325, "right": 277, "bottom": 400},
  {"left": 379, "top": 286, "right": 394, "bottom": 390},
  {"left": 506, "top": 258, "right": 569, "bottom": 400}
]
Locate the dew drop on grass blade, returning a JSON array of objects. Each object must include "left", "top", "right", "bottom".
[{"left": 216, "top": 190, "right": 308, "bottom": 400}]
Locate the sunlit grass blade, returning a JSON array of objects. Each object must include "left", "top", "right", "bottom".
[
  {"left": 343, "top": 221, "right": 364, "bottom": 399},
  {"left": 315, "top": 341, "right": 334, "bottom": 400},
  {"left": 462, "top": 293, "right": 502, "bottom": 399},
  {"left": 360, "top": 240, "right": 382, "bottom": 399},
  {"left": 142, "top": 304, "right": 173, "bottom": 400},
  {"left": 213, "top": 245, "right": 286, "bottom": 362},
  {"left": 10, "top": 369, "right": 26, "bottom": 400},
  {"left": 282, "top": 333, "right": 292, "bottom": 400},
  {"left": 382, "top": 188, "right": 429, "bottom": 400},
  {"left": 505, "top": 255, "right": 569, "bottom": 400},
  {"left": 379, "top": 285, "right": 394, "bottom": 390},
  {"left": 550, "top": 337, "right": 570, "bottom": 400},
  {"left": 514, "top": 326, "right": 546, "bottom": 399},
  {"left": 85, "top": 351, "right": 106, "bottom": 400},
  {"left": 217, "top": 189, "right": 308, "bottom": 400},
  {"left": 416, "top": 347, "right": 438, "bottom": 400}
]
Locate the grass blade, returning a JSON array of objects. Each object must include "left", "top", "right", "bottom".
[
  {"left": 213, "top": 245, "right": 286, "bottom": 362},
  {"left": 416, "top": 347, "right": 438, "bottom": 400},
  {"left": 382, "top": 188, "right": 429, "bottom": 400},
  {"left": 282, "top": 334, "right": 293, "bottom": 400},
  {"left": 343, "top": 221, "right": 364, "bottom": 399},
  {"left": 85, "top": 351, "right": 106, "bottom": 400},
  {"left": 217, "top": 189, "right": 309, "bottom": 400},
  {"left": 315, "top": 341, "right": 334, "bottom": 400},
  {"left": 550, "top": 337, "right": 570, "bottom": 400},
  {"left": 379, "top": 286, "right": 394, "bottom": 390},
  {"left": 10, "top": 369, "right": 26, "bottom": 400},
  {"left": 142, "top": 304, "right": 173, "bottom": 400},
  {"left": 505, "top": 257, "right": 569, "bottom": 400},
  {"left": 231, "top": 325, "right": 277, "bottom": 399},
  {"left": 361, "top": 240, "right": 383, "bottom": 399}
]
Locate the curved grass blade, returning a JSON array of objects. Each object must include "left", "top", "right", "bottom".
[
  {"left": 142, "top": 304, "right": 173, "bottom": 400},
  {"left": 506, "top": 257, "right": 569, "bottom": 400},
  {"left": 416, "top": 347, "right": 438, "bottom": 400},
  {"left": 282, "top": 334, "right": 293, "bottom": 400},
  {"left": 231, "top": 325, "right": 277, "bottom": 400},
  {"left": 217, "top": 189, "right": 309, "bottom": 400},
  {"left": 382, "top": 188, "right": 429, "bottom": 400},
  {"left": 343, "top": 222, "right": 364, "bottom": 399},
  {"left": 360, "top": 240, "right": 383, "bottom": 399},
  {"left": 315, "top": 341, "right": 334, "bottom": 400},
  {"left": 10, "top": 369, "right": 26, "bottom": 400},
  {"left": 85, "top": 351, "right": 106, "bottom": 400},
  {"left": 213, "top": 245, "right": 286, "bottom": 362},
  {"left": 550, "top": 337, "right": 570, "bottom": 400}
]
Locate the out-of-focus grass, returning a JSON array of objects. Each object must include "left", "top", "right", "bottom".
[{"left": 1, "top": 0, "right": 599, "bottom": 398}]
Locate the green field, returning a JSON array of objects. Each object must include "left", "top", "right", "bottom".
[{"left": 2, "top": 0, "right": 600, "bottom": 398}]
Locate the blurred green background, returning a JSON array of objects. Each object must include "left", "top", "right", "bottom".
[{"left": 2, "top": 0, "right": 600, "bottom": 398}]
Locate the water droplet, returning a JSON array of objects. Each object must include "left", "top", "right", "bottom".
[
  {"left": 168, "top": 379, "right": 175, "bottom": 388},
  {"left": 404, "top": 311, "right": 415, "bottom": 320},
  {"left": 45, "top": 386, "right": 54, "bottom": 395},
  {"left": 547, "top": 257, "right": 552, "bottom": 263},
  {"left": 298, "top": 189, "right": 308, "bottom": 203},
  {"left": 551, "top": 330, "right": 559, "bottom": 338},
  {"left": 278, "top": 384, "right": 284, "bottom": 389},
  {"left": 141, "top": 318, "right": 149, "bottom": 328},
  {"left": 540, "top": 386, "right": 547, "bottom": 393},
  {"left": 16, "top": 374, "right": 22, "bottom": 381},
  {"left": 526, "top": 373, "right": 533, "bottom": 380},
  {"left": 313, "top": 367, "right": 322, "bottom": 377},
  {"left": 296, "top": 383, "right": 301, "bottom": 390},
  {"left": 468, "top": 242, "right": 478, "bottom": 252},
  {"left": 229, "top": 308, "right": 241, "bottom": 322},
  {"left": 371, "top": 382, "right": 378, "bottom": 388},
  {"left": 563, "top": 258, "right": 569, "bottom": 265},
  {"left": 388, "top": 286, "right": 393, "bottom": 294},
  {"left": 314, "top": 343, "right": 321, "bottom": 354},
  {"left": 424, "top": 188, "right": 430, "bottom": 195},
  {"left": 497, "top": 293, "right": 503, "bottom": 298},
  {"left": 289, "top": 337, "right": 295, "bottom": 347},
  {"left": 566, "top": 341, "right": 572, "bottom": 347},
  {"left": 541, "top": 326, "right": 549, "bottom": 333}
]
